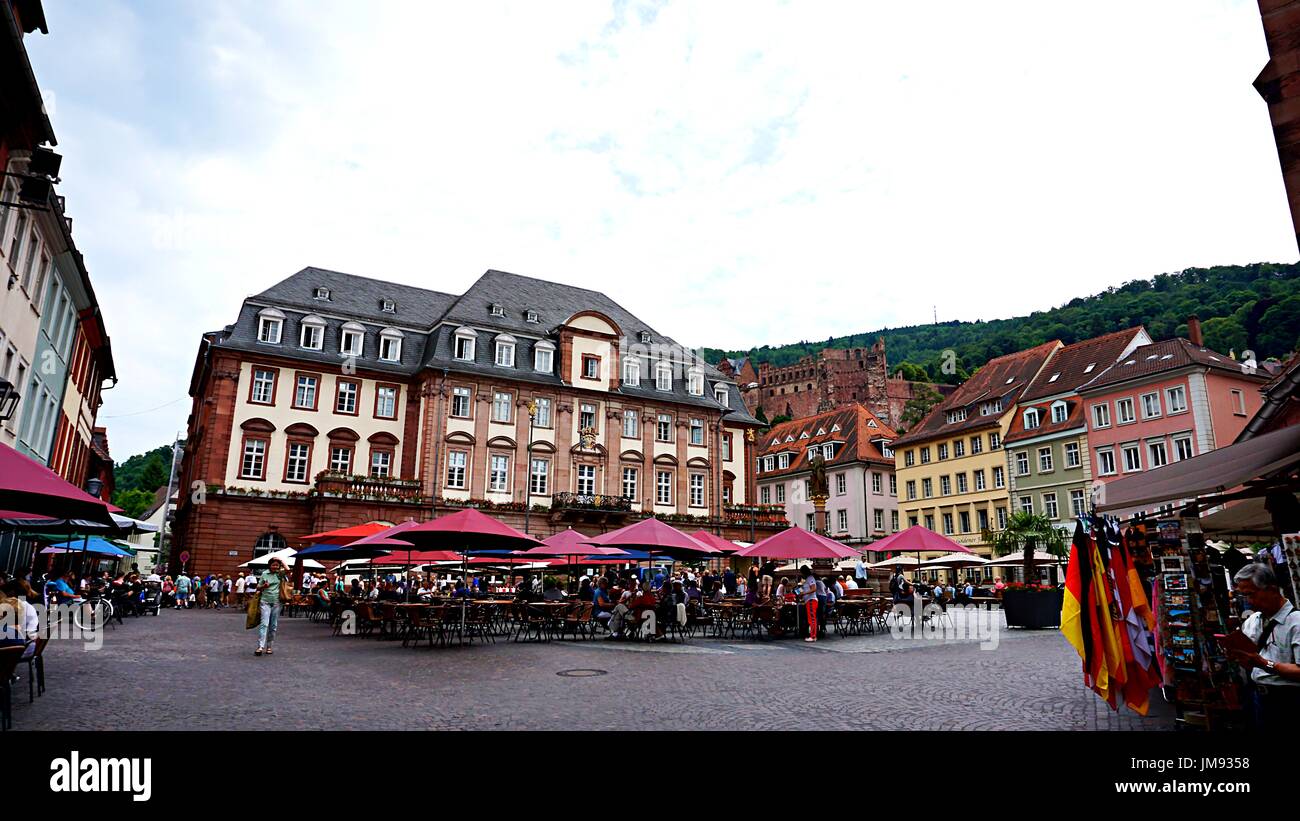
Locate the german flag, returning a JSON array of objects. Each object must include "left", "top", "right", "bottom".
[{"left": 1061, "top": 520, "right": 1092, "bottom": 670}]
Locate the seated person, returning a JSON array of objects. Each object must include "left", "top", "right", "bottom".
[
  {"left": 44, "top": 571, "right": 80, "bottom": 604},
  {"left": 0, "top": 581, "right": 39, "bottom": 658},
  {"left": 707, "top": 581, "right": 725, "bottom": 603},
  {"left": 592, "top": 578, "right": 614, "bottom": 630},
  {"left": 631, "top": 585, "right": 660, "bottom": 638},
  {"left": 450, "top": 580, "right": 473, "bottom": 599},
  {"left": 542, "top": 581, "right": 565, "bottom": 602}
]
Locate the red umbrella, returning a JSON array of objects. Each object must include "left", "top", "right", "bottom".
[
  {"left": 734, "top": 528, "right": 859, "bottom": 560},
  {"left": 0, "top": 443, "right": 114, "bottom": 525},
  {"left": 690, "top": 529, "right": 742, "bottom": 555},
  {"left": 586, "top": 517, "right": 719, "bottom": 559},
  {"left": 389, "top": 508, "right": 542, "bottom": 552},
  {"left": 362, "top": 549, "right": 464, "bottom": 566},
  {"left": 866, "top": 525, "right": 973, "bottom": 556},
  {"left": 521, "top": 527, "right": 629, "bottom": 593},
  {"left": 301, "top": 522, "right": 393, "bottom": 544},
  {"left": 386, "top": 509, "right": 543, "bottom": 626}
]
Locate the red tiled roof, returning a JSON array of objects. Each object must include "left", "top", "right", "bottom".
[
  {"left": 757, "top": 403, "right": 896, "bottom": 478},
  {"left": 891, "top": 341, "right": 1060, "bottom": 447},
  {"left": 1003, "top": 397, "right": 1087, "bottom": 445},
  {"left": 1020, "top": 327, "right": 1147, "bottom": 401},
  {"left": 1078, "top": 338, "right": 1268, "bottom": 393}
]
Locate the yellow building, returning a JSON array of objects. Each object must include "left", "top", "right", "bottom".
[{"left": 891, "top": 342, "right": 1060, "bottom": 562}]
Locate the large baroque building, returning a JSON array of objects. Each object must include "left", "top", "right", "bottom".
[
  {"left": 755, "top": 403, "right": 898, "bottom": 544},
  {"left": 729, "top": 338, "right": 953, "bottom": 428},
  {"left": 174, "top": 267, "right": 776, "bottom": 577}
]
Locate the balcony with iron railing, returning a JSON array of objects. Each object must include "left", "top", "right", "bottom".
[{"left": 312, "top": 471, "right": 426, "bottom": 503}]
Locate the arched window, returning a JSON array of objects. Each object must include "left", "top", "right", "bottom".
[
  {"left": 340, "top": 321, "right": 365, "bottom": 356},
  {"left": 300, "top": 314, "right": 325, "bottom": 350},
  {"left": 252, "top": 531, "right": 288, "bottom": 559},
  {"left": 453, "top": 326, "right": 477, "bottom": 361},
  {"left": 257, "top": 308, "right": 284, "bottom": 344},
  {"left": 379, "top": 327, "right": 404, "bottom": 362}
]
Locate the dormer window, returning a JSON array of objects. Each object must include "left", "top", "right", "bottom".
[
  {"left": 299, "top": 314, "right": 325, "bottom": 350},
  {"left": 639, "top": 331, "right": 652, "bottom": 344},
  {"left": 714, "top": 385, "right": 728, "bottom": 406},
  {"left": 525, "top": 310, "right": 539, "bottom": 324},
  {"left": 454, "top": 327, "right": 477, "bottom": 361},
  {"left": 379, "top": 328, "right": 403, "bottom": 362},
  {"left": 1023, "top": 408, "right": 1041, "bottom": 430},
  {"left": 687, "top": 367, "right": 704, "bottom": 396},
  {"left": 494, "top": 334, "right": 516, "bottom": 367},
  {"left": 490, "top": 303, "right": 505, "bottom": 317},
  {"left": 314, "top": 287, "right": 331, "bottom": 301},
  {"left": 945, "top": 408, "right": 967, "bottom": 424},
  {"left": 381, "top": 299, "right": 396, "bottom": 314},
  {"left": 257, "top": 308, "right": 284, "bottom": 344},
  {"left": 533, "top": 340, "right": 555, "bottom": 373},
  {"left": 623, "top": 358, "right": 640, "bottom": 387},
  {"left": 340, "top": 322, "right": 365, "bottom": 357},
  {"left": 1051, "top": 400, "right": 1068, "bottom": 424},
  {"left": 655, "top": 362, "right": 673, "bottom": 392}
]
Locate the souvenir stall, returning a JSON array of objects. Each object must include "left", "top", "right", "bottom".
[{"left": 1093, "top": 423, "right": 1300, "bottom": 730}]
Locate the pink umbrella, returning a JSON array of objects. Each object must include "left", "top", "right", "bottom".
[
  {"left": 866, "top": 525, "right": 972, "bottom": 556},
  {"left": 733, "top": 528, "right": 859, "bottom": 560},
  {"left": 689, "top": 530, "right": 742, "bottom": 553},
  {"left": 0, "top": 443, "right": 115, "bottom": 525},
  {"left": 386, "top": 509, "right": 543, "bottom": 629},
  {"left": 389, "top": 508, "right": 543, "bottom": 552},
  {"left": 521, "top": 528, "right": 629, "bottom": 593},
  {"left": 586, "top": 517, "right": 719, "bottom": 560},
  {"left": 523, "top": 528, "right": 630, "bottom": 558}
]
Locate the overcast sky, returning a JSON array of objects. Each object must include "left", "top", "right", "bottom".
[{"left": 23, "top": 0, "right": 1296, "bottom": 459}]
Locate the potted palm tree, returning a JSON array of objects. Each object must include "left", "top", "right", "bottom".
[{"left": 985, "top": 512, "right": 1067, "bottom": 628}]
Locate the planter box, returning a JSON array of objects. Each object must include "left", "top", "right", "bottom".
[{"left": 1001, "top": 588, "right": 1064, "bottom": 629}]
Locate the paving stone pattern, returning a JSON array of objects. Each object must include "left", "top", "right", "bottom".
[{"left": 12, "top": 608, "right": 1174, "bottom": 731}]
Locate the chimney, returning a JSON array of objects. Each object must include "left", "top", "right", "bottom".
[{"left": 1186, "top": 315, "right": 1203, "bottom": 346}]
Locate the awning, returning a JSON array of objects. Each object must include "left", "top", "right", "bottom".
[
  {"left": 1097, "top": 424, "right": 1300, "bottom": 512},
  {"left": 1198, "top": 497, "right": 1276, "bottom": 537}
]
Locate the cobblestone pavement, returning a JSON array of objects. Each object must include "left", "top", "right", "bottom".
[{"left": 12, "top": 607, "right": 1174, "bottom": 731}]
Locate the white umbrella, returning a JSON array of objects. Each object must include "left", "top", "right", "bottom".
[
  {"left": 238, "top": 547, "right": 325, "bottom": 570},
  {"left": 870, "top": 555, "right": 920, "bottom": 569},
  {"left": 919, "top": 553, "right": 990, "bottom": 568},
  {"left": 983, "top": 551, "right": 1063, "bottom": 568}
]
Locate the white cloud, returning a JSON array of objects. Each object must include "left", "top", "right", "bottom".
[{"left": 22, "top": 0, "right": 1292, "bottom": 457}]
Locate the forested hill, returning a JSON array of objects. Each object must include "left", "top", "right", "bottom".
[{"left": 700, "top": 262, "right": 1300, "bottom": 385}]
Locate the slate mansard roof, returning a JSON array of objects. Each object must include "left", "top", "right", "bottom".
[{"left": 209, "top": 266, "right": 759, "bottom": 425}]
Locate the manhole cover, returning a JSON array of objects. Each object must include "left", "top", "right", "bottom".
[{"left": 556, "top": 668, "right": 607, "bottom": 678}]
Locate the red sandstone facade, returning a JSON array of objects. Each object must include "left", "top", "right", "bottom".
[
  {"left": 733, "top": 338, "right": 952, "bottom": 428},
  {"left": 172, "top": 268, "right": 777, "bottom": 577}
]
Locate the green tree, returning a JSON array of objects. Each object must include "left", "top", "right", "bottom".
[
  {"left": 985, "top": 512, "right": 1067, "bottom": 584},
  {"left": 899, "top": 383, "right": 943, "bottom": 432},
  {"left": 113, "top": 488, "right": 155, "bottom": 520}
]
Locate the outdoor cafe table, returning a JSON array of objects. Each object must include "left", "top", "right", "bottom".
[{"left": 514, "top": 601, "right": 569, "bottom": 642}]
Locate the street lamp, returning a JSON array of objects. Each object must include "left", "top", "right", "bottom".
[{"left": 523, "top": 399, "right": 538, "bottom": 535}]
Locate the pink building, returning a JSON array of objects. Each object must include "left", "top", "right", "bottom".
[{"left": 1078, "top": 337, "right": 1268, "bottom": 494}]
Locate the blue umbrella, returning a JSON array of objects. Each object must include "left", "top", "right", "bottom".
[{"left": 42, "top": 537, "right": 134, "bottom": 558}]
